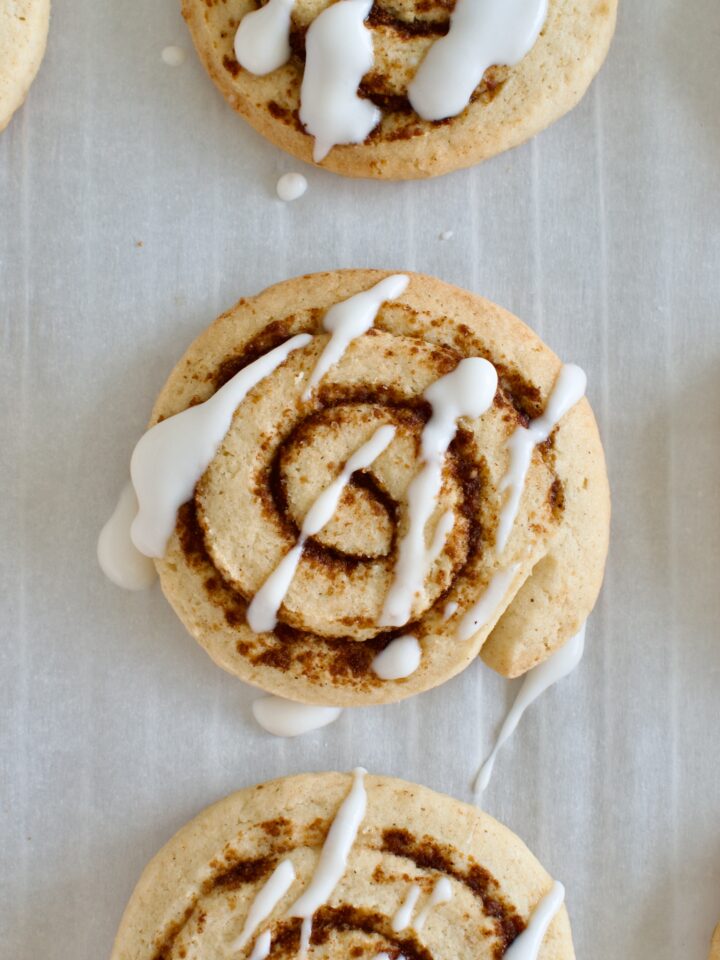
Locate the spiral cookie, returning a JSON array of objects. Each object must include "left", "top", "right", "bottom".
[
  {"left": 0, "top": 0, "right": 50, "bottom": 132},
  {"left": 99, "top": 270, "right": 609, "bottom": 707},
  {"left": 180, "top": 0, "right": 617, "bottom": 179},
  {"left": 110, "top": 770, "right": 574, "bottom": 960}
]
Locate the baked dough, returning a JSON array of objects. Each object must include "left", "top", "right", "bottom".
[
  {"left": 0, "top": 0, "right": 50, "bottom": 132},
  {"left": 180, "top": 0, "right": 617, "bottom": 179},
  {"left": 109, "top": 771, "right": 574, "bottom": 959},
  {"left": 149, "top": 270, "right": 610, "bottom": 705}
]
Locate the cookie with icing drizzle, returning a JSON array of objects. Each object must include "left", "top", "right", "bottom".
[
  {"left": 179, "top": 0, "right": 617, "bottom": 178},
  {"left": 109, "top": 771, "right": 574, "bottom": 960},
  {"left": 100, "top": 270, "right": 609, "bottom": 705}
]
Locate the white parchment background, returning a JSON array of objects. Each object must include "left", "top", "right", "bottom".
[{"left": 1, "top": 1, "right": 719, "bottom": 957}]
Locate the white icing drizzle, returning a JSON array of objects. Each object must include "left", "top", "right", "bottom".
[
  {"left": 425, "top": 509, "right": 454, "bottom": 569},
  {"left": 381, "top": 358, "right": 498, "bottom": 628},
  {"left": 474, "top": 625, "right": 586, "bottom": 796},
  {"left": 247, "top": 424, "right": 396, "bottom": 632},
  {"left": 230, "top": 859, "right": 296, "bottom": 951},
  {"left": 496, "top": 364, "right": 587, "bottom": 555},
  {"left": 252, "top": 697, "right": 343, "bottom": 738},
  {"left": 234, "top": 0, "right": 295, "bottom": 76},
  {"left": 391, "top": 884, "right": 421, "bottom": 932},
  {"left": 289, "top": 768, "right": 368, "bottom": 918},
  {"left": 247, "top": 930, "right": 272, "bottom": 960},
  {"left": 97, "top": 482, "right": 158, "bottom": 590},
  {"left": 371, "top": 635, "right": 421, "bottom": 681},
  {"left": 299, "top": 0, "right": 381, "bottom": 161},
  {"left": 276, "top": 172, "right": 308, "bottom": 202},
  {"left": 413, "top": 877, "right": 453, "bottom": 932},
  {"left": 303, "top": 275, "right": 409, "bottom": 401},
  {"left": 442, "top": 600, "right": 458, "bottom": 622},
  {"left": 129, "top": 334, "right": 311, "bottom": 559},
  {"left": 408, "top": 0, "right": 548, "bottom": 122},
  {"left": 455, "top": 564, "right": 520, "bottom": 644},
  {"left": 298, "top": 916, "right": 312, "bottom": 959},
  {"left": 503, "top": 881, "right": 565, "bottom": 960}
]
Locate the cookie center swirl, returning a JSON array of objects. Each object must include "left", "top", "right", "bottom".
[{"left": 196, "top": 329, "right": 476, "bottom": 641}]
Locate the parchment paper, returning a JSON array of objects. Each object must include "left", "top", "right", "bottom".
[{"left": 1, "top": 1, "right": 719, "bottom": 957}]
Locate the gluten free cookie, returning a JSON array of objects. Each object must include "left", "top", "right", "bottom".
[
  {"left": 110, "top": 771, "right": 574, "bottom": 960},
  {"left": 180, "top": 0, "right": 617, "bottom": 179},
  {"left": 99, "top": 270, "right": 610, "bottom": 707}
]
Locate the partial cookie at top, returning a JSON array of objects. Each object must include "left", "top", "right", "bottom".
[
  {"left": 180, "top": 0, "right": 617, "bottom": 179},
  {"left": 0, "top": 0, "right": 50, "bottom": 132}
]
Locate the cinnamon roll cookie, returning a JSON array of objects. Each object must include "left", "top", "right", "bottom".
[
  {"left": 110, "top": 770, "right": 574, "bottom": 960},
  {"left": 0, "top": 0, "right": 50, "bottom": 131},
  {"left": 99, "top": 270, "right": 610, "bottom": 707},
  {"left": 179, "top": 0, "right": 617, "bottom": 179}
]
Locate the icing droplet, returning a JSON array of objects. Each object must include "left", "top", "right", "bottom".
[
  {"left": 300, "top": 0, "right": 381, "bottom": 161},
  {"left": 439, "top": 230, "right": 454, "bottom": 241},
  {"left": 391, "top": 884, "right": 421, "bottom": 932},
  {"left": 474, "top": 625, "right": 586, "bottom": 796},
  {"left": 381, "top": 358, "right": 498, "bottom": 628},
  {"left": 247, "top": 424, "right": 396, "bottom": 632},
  {"left": 229, "top": 859, "right": 296, "bottom": 950},
  {"left": 234, "top": 0, "right": 295, "bottom": 75},
  {"left": 276, "top": 172, "right": 308, "bottom": 202},
  {"left": 413, "top": 876, "right": 453, "bottom": 932},
  {"left": 129, "top": 334, "right": 311, "bottom": 559},
  {"left": 304, "top": 274, "right": 409, "bottom": 401},
  {"left": 496, "top": 364, "right": 586, "bottom": 554},
  {"left": 289, "top": 768, "right": 368, "bottom": 917},
  {"left": 252, "top": 697, "right": 342, "bottom": 738},
  {"left": 455, "top": 564, "right": 519, "bottom": 643},
  {"left": 97, "top": 482, "right": 157, "bottom": 590},
  {"left": 161, "top": 46, "right": 186, "bottom": 66},
  {"left": 503, "top": 881, "right": 565, "bottom": 960},
  {"left": 371, "top": 635, "right": 421, "bottom": 681},
  {"left": 408, "top": 0, "right": 548, "bottom": 121}
]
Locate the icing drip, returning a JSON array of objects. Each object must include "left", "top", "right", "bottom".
[
  {"left": 247, "top": 930, "right": 272, "bottom": 960},
  {"left": 455, "top": 564, "right": 520, "bottom": 644},
  {"left": 289, "top": 768, "right": 368, "bottom": 919},
  {"left": 503, "top": 882, "right": 565, "bottom": 959},
  {"left": 161, "top": 46, "right": 186, "bottom": 66},
  {"left": 300, "top": 0, "right": 381, "bottom": 161},
  {"left": 97, "top": 482, "right": 157, "bottom": 590},
  {"left": 247, "top": 424, "right": 396, "bottom": 632},
  {"left": 442, "top": 600, "right": 458, "bottom": 622},
  {"left": 303, "top": 275, "right": 409, "bottom": 401},
  {"left": 252, "top": 697, "right": 342, "bottom": 738},
  {"left": 391, "top": 884, "right": 421, "bottom": 932},
  {"left": 230, "top": 859, "right": 296, "bottom": 951},
  {"left": 371, "top": 635, "right": 421, "bottom": 681},
  {"left": 408, "top": 0, "right": 548, "bottom": 122},
  {"left": 496, "top": 364, "right": 587, "bottom": 554},
  {"left": 129, "top": 334, "right": 311, "bottom": 559},
  {"left": 276, "top": 172, "right": 308, "bottom": 202},
  {"left": 234, "top": 0, "right": 295, "bottom": 76},
  {"left": 474, "top": 625, "right": 586, "bottom": 796},
  {"left": 413, "top": 877, "right": 453, "bottom": 932},
  {"left": 381, "top": 358, "right": 498, "bottom": 628}
]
